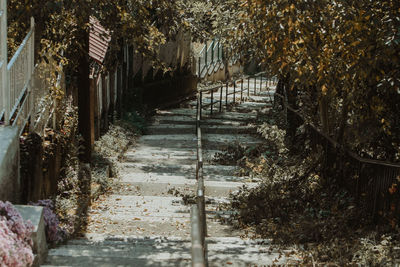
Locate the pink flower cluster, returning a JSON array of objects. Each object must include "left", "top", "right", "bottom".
[{"left": 0, "top": 201, "right": 34, "bottom": 267}]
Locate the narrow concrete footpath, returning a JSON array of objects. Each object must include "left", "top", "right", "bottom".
[{"left": 43, "top": 79, "right": 294, "bottom": 266}]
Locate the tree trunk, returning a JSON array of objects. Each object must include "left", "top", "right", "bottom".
[
  {"left": 337, "top": 96, "right": 349, "bottom": 144},
  {"left": 319, "top": 94, "right": 330, "bottom": 135},
  {"left": 77, "top": 28, "right": 93, "bottom": 163}
]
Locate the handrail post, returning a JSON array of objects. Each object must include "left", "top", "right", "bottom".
[
  {"left": 197, "top": 184, "right": 206, "bottom": 240},
  {"left": 211, "top": 40, "right": 214, "bottom": 64},
  {"left": 254, "top": 76, "right": 257, "bottom": 95},
  {"left": 191, "top": 205, "right": 206, "bottom": 267},
  {"left": 241, "top": 79, "right": 243, "bottom": 102},
  {"left": 217, "top": 41, "right": 220, "bottom": 62},
  {"left": 210, "top": 89, "right": 213, "bottom": 114},
  {"left": 198, "top": 57, "right": 201, "bottom": 77},
  {"left": 192, "top": 90, "right": 207, "bottom": 266},
  {"left": 219, "top": 85, "right": 223, "bottom": 112},
  {"left": 247, "top": 77, "right": 250, "bottom": 96},
  {"left": 199, "top": 91, "right": 203, "bottom": 120},
  {"left": 233, "top": 81, "right": 236, "bottom": 104},
  {"left": 226, "top": 82, "right": 228, "bottom": 107},
  {"left": 204, "top": 41, "right": 207, "bottom": 67}
]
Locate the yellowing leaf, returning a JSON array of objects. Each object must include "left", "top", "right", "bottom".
[{"left": 322, "top": 84, "right": 328, "bottom": 94}]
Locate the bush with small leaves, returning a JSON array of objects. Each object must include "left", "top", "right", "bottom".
[
  {"left": 0, "top": 201, "right": 34, "bottom": 267},
  {"left": 29, "top": 199, "right": 66, "bottom": 244}
]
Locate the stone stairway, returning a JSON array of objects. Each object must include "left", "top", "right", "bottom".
[{"left": 43, "top": 78, "right": 293, "bottom": 266}]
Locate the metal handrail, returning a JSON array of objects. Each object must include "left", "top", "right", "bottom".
[
  {"left": 191, "top": 92, "right": 207, "bottom": 266},
  {"left": 274, "top": 91, "right": 400, "bottom": 168},
  {"left": 190, "top": 72, "right": 278, "bottom": 265},
  {"left": 7, "top": 27, "right": 34, "bottom": 71},
  {"left": 198, "top": 39, "right": 224, "bottom": 78},
  {"left": 197, "top": 72, "right": 274, "bottom": 116}
]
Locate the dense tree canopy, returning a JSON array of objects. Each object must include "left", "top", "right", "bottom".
[
  {"left": 6, "top": 0, "right": 400, "bottom": 160},
  {"left": 7, "top": 0, "right": 185, "bottom": 69},
  {"left": 221, "top": 0, "right": 400, "bottom": 161}
]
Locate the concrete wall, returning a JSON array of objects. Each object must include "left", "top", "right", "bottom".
[
  {"left": 0, "top": 126, "right": 20, "bottom": 203},
  {"left": 142, "top": 74, "right": 198, "bottom": 108},
  {"left": 134, "top": 31, "right": 192, "bottom": 80},
  {"left": 201, "top": 61, "right": 243, "bottom": 82}
]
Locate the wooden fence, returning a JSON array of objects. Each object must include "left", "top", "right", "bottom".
[{"left": 92, "top": 67, "right": 121, "bottom": 139}]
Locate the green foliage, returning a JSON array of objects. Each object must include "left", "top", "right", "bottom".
[
  {"left": 221, "top": 117, "right": 400, "bottom": 265},
  {"left": 7, "top": 0, "right": 186, "bottom": 71},
  {"left": 219, "top": 0, "right": 400, "bottom": 161},
  {"left": 122, "top": 111, "right": 146, "bottom": 134}
]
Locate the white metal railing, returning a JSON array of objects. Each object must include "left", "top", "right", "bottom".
[
  {"left": 0, "top": 0, "right": 7, "bottom": 123},
  {"left": 198, "top": 39, "right": 223, "bottom": 78},
  {"left": 6, "top": 17, "right": 35, "bottom": 134},
  {"left": 1, "top": 0, "right": 64, "bottom": 135},
  {"left": 196, "top": 39, "right": 242, "bottom": 80}
]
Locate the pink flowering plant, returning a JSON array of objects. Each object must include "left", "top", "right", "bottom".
[
  {"left": 0, "top": 201, "right": 34, "bottom": 267},
  {"left": 29, "top": 199, "right": 66, "bottom": 244}
]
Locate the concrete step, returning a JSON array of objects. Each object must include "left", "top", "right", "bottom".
[
  {"left": 205, "top": 112, "right": 257, "bottom": 122},
  {"left": 116, "top": 173, "right": 257, "bottom": 197},
  {"left": 202, "top": 133, "right": 262, "bottom": 148},
  {"left": 136, "top": 134, "right": 197, "bottom": 149},
  {"left": 155, "top": 109, "right": 258, "bottom": 122},
  {"left": 45, "top": 236, "right": 192, "bottom": 266},
  {"left": 83, "top": 195, "right": 242, "bottom": 238},
  {"left": 45, "top": 236, "right": 292, "bottom": 266},
  {"left": 146, "top": 124, "right": 256, "bottom": 135},
  {"left": 119, "top": 162, "right": 239, "bottom": 177},
  {"left": 43, "top": 80, "right": 292, "bottom": 266},
  {"left": 231, "top": 102, "right": 270, "bottom": 111},
  {"left": 206, "top": 237, "right": 291, "bottom": 266},
  {"left": 123, "top": 147, "right": 222, "bottom": 165},
  {"left": 152, "top": 115, "right": 195, "bottom": 125},
  {"left": 136, "top": 133, "right": 262, "bottom": 150},
  {"left": 120, "top": 171, "right": 253, "bottom": 184},
  {"left": 156, "top": 108, "right": 197, "bottom": 117},
  {"left": 151, "top": 115, "right": 249, "bottom": 127},
  {"left": 248, "top": 95, "right": 274, "bottom": 103}
]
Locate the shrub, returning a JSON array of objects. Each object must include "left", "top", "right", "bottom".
[
  {"left": 0, "top": 201, "right": 34, "bottom": 267},
  {"left": 29, "top": 199, "right": 66, "bottom": 244}
]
